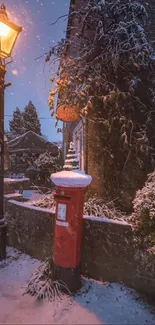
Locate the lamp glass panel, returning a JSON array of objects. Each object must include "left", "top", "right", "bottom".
[
  {"left": 0, "top": 22, "right": 10, "bottom": 36},
  {"left": 0, "top": 25, "right": 18, "bottom": 58}
]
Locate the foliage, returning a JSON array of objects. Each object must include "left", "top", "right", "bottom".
[
  {"left": 5, "top": 130, "right": 14, "bottom": 142},
  {"left": 9, "top": 102, "right": 42, "bottom": 138},
  {"left": 33, "top": 151, "right": 63, "bottom": 185},
  {"left": 31, "top": 190, "right": 124, "bottom": 220},
  {"left": 131, "top": 171, "right": 155, "bottom": 248},
  {"left": 47, "top": 0, "right": 155, "bottom": 209},
  {"left": 25, "top": 165, "right": 40, "bottom": 184},
  {"left": 34, "top": 151, "right": 62, "bottom": 172},
  {"left": 23, "top": 101, "right": 42, "bottom": 135},
  {"left": 30, "top": 191, "right": 56, "bottom": 210},
  {"left": 9, "top": 107, "right": 25, "bottom": 138},
  {"left": 84, "top": 196, "right": 124, "bottom": 219}
]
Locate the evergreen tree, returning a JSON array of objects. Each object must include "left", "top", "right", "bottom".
[
  {"left": 9, "top": 107, "right": 24, "bottom": 138},
  {"left": 23, "top": 101, "right": 42, "bottom": 135}
]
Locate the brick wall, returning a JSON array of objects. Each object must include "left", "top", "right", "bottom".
[
  {"left": 4, "top": 199, "right": 155, "bottom": 297},
  {"left": 86, "top": 120, "right": 104, "bottom": 196}
]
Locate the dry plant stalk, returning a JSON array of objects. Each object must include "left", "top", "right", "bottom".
[{"left": 23, "top": 258, "right": 71, "bottom": 301}]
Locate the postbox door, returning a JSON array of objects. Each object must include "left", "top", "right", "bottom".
[{"left": 53, "top": 188, "right": 84, "bottom": 268}]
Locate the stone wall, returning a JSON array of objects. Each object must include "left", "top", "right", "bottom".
[
  {"left": 82, "top": 216, "right": 155, "bottom": 297},
  {"left": 4, "top": 200, "right": 155, "bottom": 297},
  {"left": 4, "top": 178, "right": 30, "bottom": 194},
  {"left": 86, "top": 120, "right": 105, "bottom": 196},
  {"left": 5, "top": 200, "right": 55, "bottom": 260}
]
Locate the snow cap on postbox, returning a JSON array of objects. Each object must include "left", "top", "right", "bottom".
[{"left": 51, "top": 142, "right": 92, "bottom": 188}]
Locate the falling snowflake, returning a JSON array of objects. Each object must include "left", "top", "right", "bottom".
[{"left": 12, "top": 70, "right": 18, "bottom": 76}]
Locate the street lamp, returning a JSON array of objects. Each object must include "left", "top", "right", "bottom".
[{"left": 0, "top": 3, "right": 22, "bottom": 260}]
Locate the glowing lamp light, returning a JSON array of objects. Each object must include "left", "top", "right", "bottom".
[
  {"left": 0, "top": 22, "right": 10, "bottom": 36},
  {"left": 0, "top": 4, "right": 22, "bottom": 59}
]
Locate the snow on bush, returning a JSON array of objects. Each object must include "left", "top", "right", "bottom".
[
  {"left": 24, "top": 257, "right": 71, "bottom": 301},
  {"left": 46, "top": 0, "right": 155, "bottom": 210},
  {"left": 31, "top": 192, "right": 56, "bottom": 210},
  {"left": 30, "top": 191, "right": 123, "bottom": 219},
  {"left": 84, "top": 196, "right": 124, "bottom": 219},
  {"left": 132, "top": 171, "right": 155, "bottom": 247},
  {"left": 34, "top": 151, "right": 62, "bottom": 172}
]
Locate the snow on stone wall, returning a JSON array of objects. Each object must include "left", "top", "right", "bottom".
[{"left": 4, "top": 198, "right": 155, "bottom": 297}]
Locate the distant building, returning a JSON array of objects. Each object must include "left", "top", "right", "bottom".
[
  {"left": 8, "top": 131, "right": 59, "bottom": 174},
  {"left": 4, "top": 134, "right": 11, "bottom": 172},
  {"left": 53, "top": 141, "right": 63, "bottom": 149},
  {"left": 42, "top": 134, "right": 49, "bottom": 141}
]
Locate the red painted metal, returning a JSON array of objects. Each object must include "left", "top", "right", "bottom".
[{"left": 53, "top": 186, "right": 84, "bottom": 268}]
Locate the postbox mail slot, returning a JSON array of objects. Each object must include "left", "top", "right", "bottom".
[{"left": 54, "top": 194, "right": 71, "bottom": 201}]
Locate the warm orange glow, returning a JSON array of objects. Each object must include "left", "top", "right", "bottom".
[
  {"left": 0, "top": 21, "right": 10, "bottom": 36},
  {"left": 56, "top": 104, "right": 80, "bottom": 122},
  {"left": 0, "top": 5, "right": 22, "bottom": 59}
]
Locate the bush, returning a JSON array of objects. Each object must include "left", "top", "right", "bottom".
[
  {"left": 84, "top": 196, "right": 124, "bottom": 219},
  {"left": 34, "top": 151, "right": 63, "bottom": 185},
  {"left": 132, "top": 171, "right": 155, "bottom": 247}
]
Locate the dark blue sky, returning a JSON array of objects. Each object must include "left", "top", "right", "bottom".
[{"left": 4, "top": 0, "right": 70, "bottom": 142}]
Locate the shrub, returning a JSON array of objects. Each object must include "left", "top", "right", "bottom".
[{"left": 132, "top": 171, "right": 155, "bottom": 247}]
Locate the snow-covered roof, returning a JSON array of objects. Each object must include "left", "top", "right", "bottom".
[{"left": 8, "top": 131, "right": 58, "bottom": 155}]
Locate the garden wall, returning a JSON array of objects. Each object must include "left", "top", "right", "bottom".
[
  {"left": 82, "top": 216, "right": 155, "bottom": 297},
  {"left": 4, "top": 178, "right": 30, "bottom": 194},
  {"left": 4, "top": 198, "right": 55, "bottom": 260},
  {"left": 4, "top": 199, "right": 155, "bottom": 297}
]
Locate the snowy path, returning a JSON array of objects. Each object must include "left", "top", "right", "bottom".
[{"left": 0, "top": 247, "right": 155, "bottom": 325}]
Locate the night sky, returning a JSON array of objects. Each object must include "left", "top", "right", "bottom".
[{"left": 4, "top": 0, "right": 70, "bottom": 142}]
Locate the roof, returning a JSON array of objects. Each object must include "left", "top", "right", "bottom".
[{"left": 8, "top": 131, "right": 58, "bottom": 155}]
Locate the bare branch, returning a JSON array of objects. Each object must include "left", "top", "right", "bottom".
[{"left": 49, "top": 14, "right": 69, "bottom": 26}]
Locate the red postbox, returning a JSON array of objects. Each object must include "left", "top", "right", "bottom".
[
  {"left": 53, "top": 186, "right": 84, "bottom": 268},
  {"left": 51, "top": 142, "right": 92, "bottom": 271}
]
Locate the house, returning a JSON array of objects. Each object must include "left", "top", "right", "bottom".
[
  {"left": 4, "top": 134, "right": 11, "bottom": 172},
  {"left": 62, "top": 0, "right": 155, "bottom": 210},
  {"left": 8, "top": 131, "right": 59, "bottom": 174}
]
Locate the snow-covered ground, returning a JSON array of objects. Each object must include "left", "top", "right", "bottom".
[
  {"left": 0, "top": 247, "right": 155, "bottom": 325},
  {"left": 14, "top": 189, "right": 42, "bottom": 201},
  {"left": 21, "top": 190, "right": 41, "bottom": 201}
]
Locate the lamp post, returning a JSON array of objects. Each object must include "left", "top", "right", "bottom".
[{"left": 0, "top": 3, "right": 22, "bottom": 260}]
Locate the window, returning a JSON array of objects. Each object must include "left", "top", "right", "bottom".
[{"left": 73, "top": 120, "right": 85, "bottom": 171}]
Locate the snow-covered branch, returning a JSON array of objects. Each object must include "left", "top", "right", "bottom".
[{"left": 46, "top": 0, "right": 155, "bottom": 209}]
